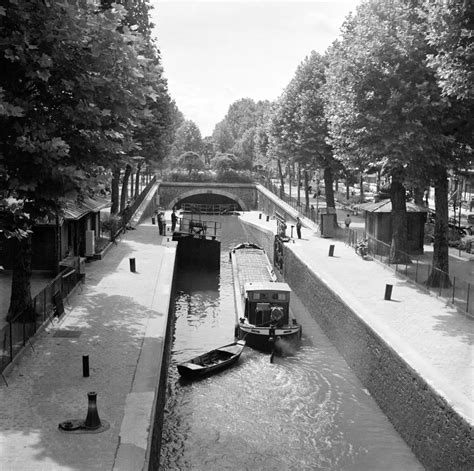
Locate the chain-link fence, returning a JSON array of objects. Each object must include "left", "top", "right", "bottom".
[
  {"left": 346, "top": 229, "right": 473, "bottom": 316},
  {"left": 1, "top": 257, "right": 83, "bottom": 373}
]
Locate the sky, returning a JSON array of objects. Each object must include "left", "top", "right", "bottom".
[{"left": 150, "top": 0, "right": 362, "bottom": 137}]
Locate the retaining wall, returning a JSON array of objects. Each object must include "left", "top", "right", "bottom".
[{"left": 240, "top": 219, "right": 472, "bottom": 471}]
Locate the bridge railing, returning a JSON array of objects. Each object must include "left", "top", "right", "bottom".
[{"left": 181, "top": 203, "right": 238, "bottom": 215}]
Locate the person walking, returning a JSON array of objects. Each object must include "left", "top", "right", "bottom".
[
  {"left": 296, "top": 217, "right": 302, "bottom": 239},
  {"left": 344, "top": 214, "right": 352, "bottom": 229}
]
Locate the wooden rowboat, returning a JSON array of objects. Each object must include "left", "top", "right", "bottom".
[{"left": 177, "top": 340, "right": 246, "bottom": 379}]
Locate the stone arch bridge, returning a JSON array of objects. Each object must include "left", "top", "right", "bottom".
[{"left": 157, "top": 182, "right": 258, "bottom": 211}]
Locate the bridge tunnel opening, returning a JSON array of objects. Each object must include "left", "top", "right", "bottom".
[{"left": 174, "top": 193, "right": 242, "bottom": 214}]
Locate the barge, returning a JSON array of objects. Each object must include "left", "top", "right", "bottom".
[{"left": 230, "top": 242, "right": 301, "bottom": 354}]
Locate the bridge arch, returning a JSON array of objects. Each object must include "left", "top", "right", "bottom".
[{"left": 167, "top": 188, "right": 249, "bottom": 211}]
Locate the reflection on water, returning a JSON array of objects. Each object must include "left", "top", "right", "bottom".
[{"left": 160, "top": 216, "right": 423, "bottom": 470}]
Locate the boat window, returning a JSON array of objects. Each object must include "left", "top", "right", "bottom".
[
  {"left": 253, "top": 293, "right": 260, "bottom": 300},
  {"left": 278, "top": 293, "right": 286, "bottom": 301}
]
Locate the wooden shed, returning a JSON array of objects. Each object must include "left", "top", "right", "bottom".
[{"left": 357, "top": 199, "right": 428, "bottom": 254}]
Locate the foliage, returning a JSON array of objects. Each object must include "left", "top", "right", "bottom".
[
  {"left": 424, "top": 0, "right": 474, "bottom": 101},
  {"left": 0, "top": 0, "right": 173, "bottom": 316},
  {"left": 211, "top": 153, "right": 238, "bottom": 173},
  {"left": 169, "top": 120, "right": 203, "bottom": 160},
  {"left": 178, "top": 151, "right": 205, "bottom": 174},
  {"left": 101, "top": 213, "right": 121, "bottom": 240},
  {"left": 165, "top": 170, "right": 253, "bottom": 184},
  {"left": 324, "top": 0, "right": 472, "bottom": 267},
  {"left": 212, "top": 99, "right": 271, "bottom": 168}
]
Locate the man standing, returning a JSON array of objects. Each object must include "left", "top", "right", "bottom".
[
  {"left": 171, "top": 209, "right": 178, "bottom": 232},
  {"left": 296, "top": 217, "right": 302, "bottom": 239},
  {"left": 157, "top": 212, "right": 164, "bottom": 235},
  {"left": 344, "top": 214, "right": 352, "bottom": 228}
]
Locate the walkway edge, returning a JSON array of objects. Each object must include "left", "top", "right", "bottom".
[{"left": 112, "top": 242, "right": 176, "bottom": 471}]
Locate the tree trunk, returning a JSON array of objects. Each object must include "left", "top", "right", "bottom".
[
  {"left": 323, "top": 166, "right": 336, "bottom": 213},
  {"left": 7, "top": 235, "right": 34, "bottom": 322},
  {"left": 412, "top": 186, "right": 424, "bottom": 206},
  {"left": 426, "top": 167, "right": 451, "bottom": 288},
  {"left": 134, "top": 164, "right": 142, "bottom": 198},
  {"left": 346, "top": 176, "right": 350, "bottom": 200},
  {"left": 297, "top": 164, "right": 301, "bottom": 206},
  {"left": 360, "top": 174, "right": 365, "bottom": 201},
  {"left": 120, "top": 164, "right": 132, "bottom": 213},
  {"left": 389, "top": 170, "right": 411, "bottom": 264},
  {"left": 288, "top": 162, "right": 291, "bottom": 199},
  {"left": 277, "top": 159, "right": 285, "bottom": 198},
  {"left": 304, "top": 169, "right": 310, "bottom": 211},
  {"left": 111, "top": 167, "right": 121, "bottom": 215}
]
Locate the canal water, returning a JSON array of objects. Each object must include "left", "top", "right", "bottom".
[{"left": 160, "top": 215, "right": 423, "bottom": 470}]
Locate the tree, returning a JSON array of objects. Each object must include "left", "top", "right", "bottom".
[
  {"left": 178, "top": 151, "right": 204, "bottom": 175},
  {"left": 212, "top": 98, "right": 270, "bottom": 168},
  {"left": 269, "top": 52, "right": 336, "bottom": 212},
  {"left": 424, "top": 0, "right": 474, "bottom": 101},
  {"left": 211, "top": 152, "right": 238, "bottom": 175},
  {"left": 170, "top": 120, "right": 203, "bottom": 160},
  {"left": 325, "top": 0, "right": 472, "bottom": 271},
  {"left": 0, "top": 0, "right": 170, "bottom": 319}
]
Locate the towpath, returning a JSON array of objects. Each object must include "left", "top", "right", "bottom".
[{"left": 0, "top": 222, "right": 176, "bottom": 471}]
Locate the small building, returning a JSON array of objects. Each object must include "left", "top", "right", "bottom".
[
  {"left": 0, "top": 195, "right": 110, "bottom": 272},
  {"left": 357, "top": 199, "right": 428, "bottom": 254}
]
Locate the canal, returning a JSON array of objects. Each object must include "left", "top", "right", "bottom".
[{"left": 160, "top": 215, "right": 423, "bottom": 470}]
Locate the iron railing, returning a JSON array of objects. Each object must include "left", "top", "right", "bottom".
[
  {"left": 346, "top": 229, "right": 473, "bottom": 316},
  {"left": 0, "top": 257, "right": 83, "bottom": 374}
]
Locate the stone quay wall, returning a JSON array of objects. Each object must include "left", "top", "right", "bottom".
[{"left": 240, "top": 219, "right": 472, "bottom": 471}]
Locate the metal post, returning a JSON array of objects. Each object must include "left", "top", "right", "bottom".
[
  {"left": 83, "top": 355, "right": 90, "bottom": 377},
  {"left": 384, "top": 284, "right": 393, "bottom": 300},
  {"left": 328, "top": 245, "right": 335, "bottom": 257},
  {"left": 466, "top": 283, "right": 470, "bottom": 312},
  {"left": 129, "top": 258, "right": 136, "bottom": 272},
  {"left": 452, "top": 277, "right": 456, "bottom": 304}
]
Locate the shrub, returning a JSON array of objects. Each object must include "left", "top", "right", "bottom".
[{"left": 101, "top": 213, "right": 121, "bottom": 240}]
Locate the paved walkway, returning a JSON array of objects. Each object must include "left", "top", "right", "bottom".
[
  {"left": 240, "top": 210, "right": 474, "bottom": 425},
  {"left": 0, "top": 221, "right": 176, "bottom": 471}
]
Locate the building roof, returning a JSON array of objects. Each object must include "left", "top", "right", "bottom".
[
  {"left": 63, "top": 196, "right": 110, "bottom": 221},
  {"left": 357, "top": 199, "right": 428, "bottom": 213}
]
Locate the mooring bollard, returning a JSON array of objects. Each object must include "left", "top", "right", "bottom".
[
  {"left": 84, "top": 392, "right": 102, "bottom": 430},
  {"left": 328, "top": 245, "right": 335, "bottom": 257},
  {"left": 129, "top": 258, "right": 136, "bottom": 272},
  {"left": 82, "top": 355, "right": 89, "bottom": 377},
  {"left": 151, "top": 217, "right": 156, "bottom": 225},
  {"left": 259, "top": 213, "right": 262, "bottom": 219},
  {"left": 290, "top": 225, "right": 294, "bottom": 238},
  {"left": 266, "top": 215, "right": 269, "bottom": 222},
  {"left": 384, "top": 284, "right": 393, "bottom": 300}
]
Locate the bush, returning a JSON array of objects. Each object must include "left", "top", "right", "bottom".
[
  {"left": 164, "top": 170, "right": 254, "bottom": 184},
  {"left": 101, "top": 213, "right": 121, "bottom": 240}
]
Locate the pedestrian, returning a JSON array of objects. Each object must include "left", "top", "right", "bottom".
[
  {"left": 157, "top": 211, "right": 164, "bottom": 235},
  {"left": 296, "top": 217, "right": 302, "bottom": 239},
  {"left": 122, "top": 201, "right": 131, "bottom": 231},
  {"left": 171, "top": 209, "right": 178, "bottom": 232},
  {"left": 344, "top": 214, "right": 352, "bottom": 228}
]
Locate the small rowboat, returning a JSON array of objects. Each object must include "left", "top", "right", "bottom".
[{"left": 177, "top": 340, "right": 246, "bottom": 379}]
